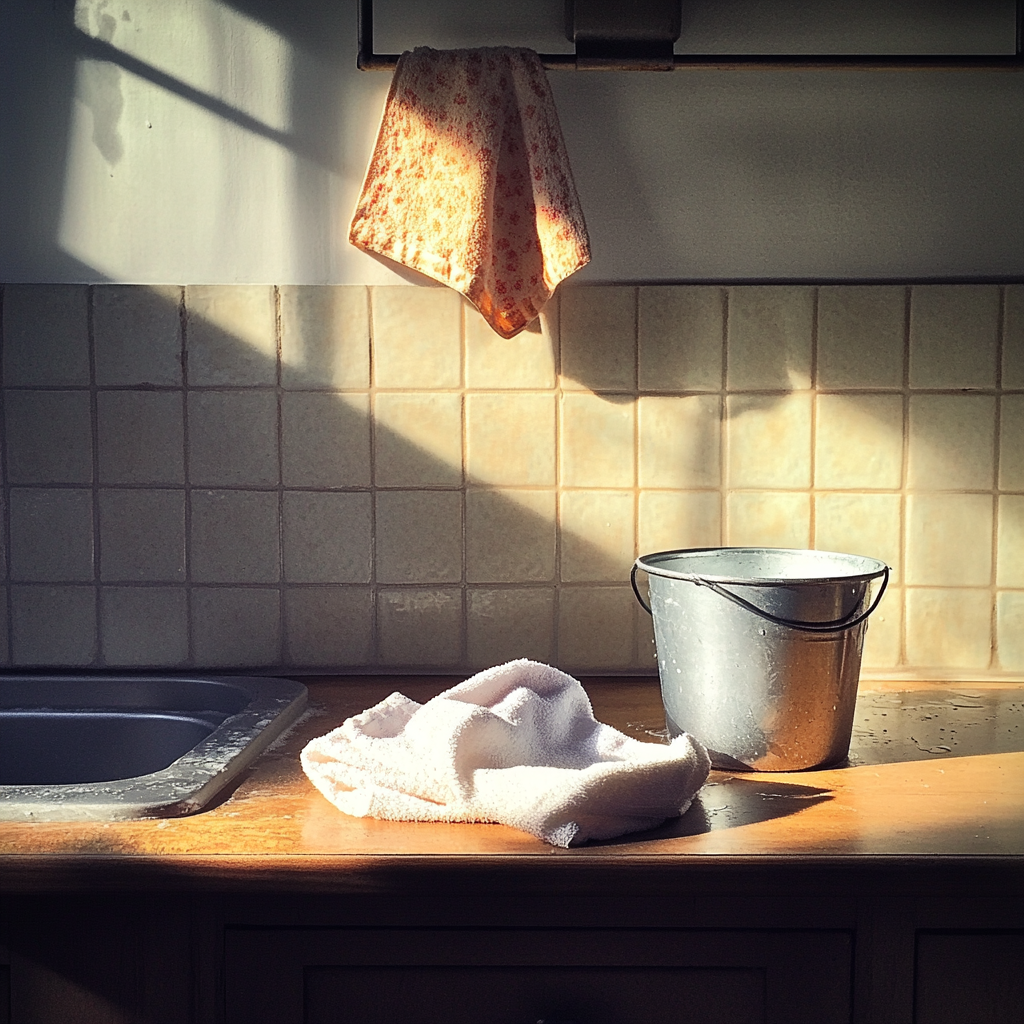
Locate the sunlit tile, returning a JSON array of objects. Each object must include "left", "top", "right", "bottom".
[
  {"left": 817, "top": 285, "right": 905, "bottom": 389},
  {"left": 466, "top": 489, "right": 555, "bottom": 583},
  {"left": 907, "top": 395, "right": 996, "bottom": 491},
  {"left": 559, "top": 490, "right": 635, "bottom": 583},
  {"left": 726, "top": 286, "right": 813, "bottom": 390},
  {"left": 466, "top": 393, "right": 555, "bottom": 485},
  {"left": 861, "top": 585, "right": 903, "bottom": 670},
  {"left": 557, "top": 586, "right": 636, "bottom": 670},
  {"left": 560, "top": 392, "right": 635, "bottom": 489},
  {"left": 280, "top": 285, "right": 370, "bottom": 389},
  {"left": 996, "top": 591, "right": 1024, "bottom": 672},
  {"left": 905, "top": 588, "right": 992, "bottom": 669},
  {"left": 376, "top": 588, "right": 462, "bottom": 666},
  {"left": 814, "top": 493, "right": 902, "bottom": 583},
  {"left": 997, "top": 494, "right": 1024, "bottom": 588},
  {"left": 638, "top": 286, "right": 724, "bottom": 392},
  {"left": 909, "top": 284, "right": 1000, "bottom": 389},
  {"left": 375, "top": 491, "right": 462, "bottom": 584},
  {"left": 185, "top": 285, "right": 277, "bottom": 385},
  {"left": 906, "top": 493, "right": 992, "bottom": 587},
  {"left": 638, "top": 395, "right": 721, "bottom": 489},
  {"left": 1003, "top": 284, "right": 1024, "bottom": 389},
  {"left": 726, "top": 491, "right": 811, "bottom": 549},
  {"left": 464, "top": 295, "right": 557, "bottom": 388},
  {"left": 371, "top": 286, "right": 461, "bottom": 388},
  {"left": 374, "top": 392, "right": 463, "bottom": 487},
  {"left": 814, "top": 394, "right": 903, "bottom": 490},
  {"left": 560, "top": 286, "right": 636, "bottom": 391},
  {"left": 999, "top": 394, "right": 1024, "bottom": 491},
  {"left": 467, "top": 587, "right": 555, "bottom": 666},
  {"left": 727, "top": 392, "right": 812, "bottom": 489},
  {"left": 638, "top": 490, "right": 721, "bottom": 555}
]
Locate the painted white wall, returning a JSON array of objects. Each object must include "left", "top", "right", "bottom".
[{"left": 1, "top": 0, "right": 1021, "bottom": 284}]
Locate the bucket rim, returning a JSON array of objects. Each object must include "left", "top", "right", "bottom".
[{"left": 635, "top": 546, "right": 889, "bottom": 587}]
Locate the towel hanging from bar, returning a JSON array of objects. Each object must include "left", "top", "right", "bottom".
[{"left": 349, "top": 46, "right": 590, "bottom": 338}]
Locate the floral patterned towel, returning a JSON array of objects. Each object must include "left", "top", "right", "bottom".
[{"left": 349, "top": 47, "right": 591, "bottom": 339}]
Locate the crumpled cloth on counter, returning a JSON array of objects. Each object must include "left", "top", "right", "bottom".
[
  {"left": 349, "top": 46, "right": 590, "bottom": 339},
  {"left": 300, "top": 659, "right": 710, "bottom": 848}
]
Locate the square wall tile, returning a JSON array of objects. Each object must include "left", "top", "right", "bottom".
[
  {"left": 638, "top": 395, "right": 720, "bottom": 489},
  {"left": 9, "top": 489, "right": 94, "bottom": 582},
  {"left": 997, "top": 494, "right": 1024, "bottom": 588},
  {"left": 190, "top": 490, "right": 280, "bottom": 583},
  {"left": 905, "top": 588, "right": 992, "bottom": 669},
  {"left": 906, "top": 493, "right": 992, "bottom": 587},
  {"left": 996, "top": 591, "right": 1024, "bottom": 672},
  {"left": 560, "top": 393, "right": 635, "bottom": 489},
  {"left": 4, "top": 390, "right": 93, "bottom": 484},
  {"left": 907, "top": 395, "right": 996, "bottom": 491},
  {"left": 191, "top": 587, "right": 281, "bottom": 667},
  {"left": 466, "top": 489, "right": 555, "bottom": 583},
  {"left": 376, "top": 491, "right": 462, "bottom": 584},
  {"left": 559, "top": 286, "right": 636, "bottom": 391},
  {"left": 638, "top": 491, "right": 721, "bottom": 554},
  {"left": 97, "top": 391, "right": 184, "bottom": 485},
  {"left": 726, "top": 286, "right": 813, "bottom": 390},
  {"left": 814, "top": 492, "right": 902, "bottom": 583},
  {"left": 185, "top": 285, "right": 278, "bottom": 386},
  {"left": 2, "top": 284, "right": 90, "bottom": 386},
  {"left": 816, "top": 286, "right": 905, "bottom": 390},
  {"left": 909, "top": 285, "right": 1000, "bottom": 389},
  {"left": 814, "top": 394, "right": 903, "bottom": 490},
  {"left": 99, "top": 489, "right": 185, "bottom": 582},
  {"left": 861, "top": 586, "right": 902, "bottom": 670},
  {"left": 559, "top": 490, "right": 635, "bottom": 583},
  {"left": 465, "top": 295, "right": 556, "bottom": 389},
  {"left": 93, "top": 285, "right": 183, "bottom": 386},
  {"left": 371, "top": 286, "right": 462, "bottom": 389},
  {"left": 281, "top": 392, "right": 371, "bottom": 488},
  {"left": 188, "top": 391, "right": 278, "bottom": 487},
  {"left": 1003, "top": 284, "right": 1024, "bottom": 389},
  {"left": 374, "top": 392, "right": 462, "bottom": 487},
  {"left": 100, "top": 587, "right": 187, "bottom": 666},
  {"left": 558, "top": 586, "right": 636, "bottom": 670},
  {"left": 11, "top": 585, "right": 97, "bottom": 665},
  {"left": 280, "top": 285, "right": 370, "bottom": 389},
  {"left": 467, "top": 587, "right": 555, "bottom": 666},
  {"left": 638, "top": 286, "right": 723, "bottom": 392},
  {"left": 285, "top": 587, "right": 373, "bottom": 667},
  {"left": 283, "top": 492, "right": 372, "bottom": 583},
  {"left": 376, "top": 588, "right": 462, "bottom": 666},
  {"left": 726, "top": 392, "right": 812, "bottom": 489},
  {"left": 726, "top": 491, "right": 811, "bottom": 549},
  {"left": 466, "top": 393, "right": 555, "bottom": 486},
  {"left": 999, "top": 394, "right": 1024, "bottom": 491}
]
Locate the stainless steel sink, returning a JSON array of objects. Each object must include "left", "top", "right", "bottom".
[{"left": 0, "top": 674, "right": 307, "bottom": 821}]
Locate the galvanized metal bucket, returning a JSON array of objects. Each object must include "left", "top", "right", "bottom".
[{"left": 632, "top": 548, "right": 889, "bottom": 771}]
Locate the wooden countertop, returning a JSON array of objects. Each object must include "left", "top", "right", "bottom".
[{"left": 2, "top": 677, "right": 1023, "bottom": 894}]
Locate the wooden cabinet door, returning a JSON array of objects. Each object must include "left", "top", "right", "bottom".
[{"left": 225, "top": 927, "right": 853, "bottom": 1024}]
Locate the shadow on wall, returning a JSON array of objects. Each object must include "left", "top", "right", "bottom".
[{"left": 0, "top": 281, "right": 646, "bottom": 675}]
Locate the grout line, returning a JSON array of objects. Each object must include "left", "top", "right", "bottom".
[
  {"left": 87, "top": 285, "right": 101, "bottom": 667},
  {"left": 180, "top": 285, "right": 194, "bottom": 667},
  {"left": 898, "top": 285, "right": 913, "bottom": 669},
  {"left": 366, "top": 285, "right": 379, "bottom": 666},
  {"left": 459, "top": 300, "right": 468, "bottom": 669},
  {"left": 991, "top": 285, "right": 1007, "bottom": 669},
  {"left": 809, "top": 286, "right": 819, "bottom": 548},
  {"left": 552, "top": 288, "right": 563, "bottom": 665},
  {"left": 274, "top": 284, "right": 286, "bottom": 668},
  {"left": 632, "top": 285, "right": 641, "bottom": 668},
  {"left": 0, "top": 285, "right": 10, "bottom": 666},
  {"left": 720, "top": 286, "right": 729, "bottom": 545}
]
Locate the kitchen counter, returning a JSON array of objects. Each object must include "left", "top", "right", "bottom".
[{"left": 2, "top": 676, "right": 1023, "bottom": 895}]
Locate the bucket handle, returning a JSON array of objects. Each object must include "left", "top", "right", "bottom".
[{"left": 631, "top": 562, "right": 890, "bottom": 634}]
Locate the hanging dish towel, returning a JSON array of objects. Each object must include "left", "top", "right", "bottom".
[
  {"left": 349, "top": 46, "right": 591, "bottom": 339},
  {"left": 301, "top": 660, "right": 710, "bottom": 848}
]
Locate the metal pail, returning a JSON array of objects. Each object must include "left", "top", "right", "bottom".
[{"left": 632, "top": 548, "right": 889, "bottom": 771}]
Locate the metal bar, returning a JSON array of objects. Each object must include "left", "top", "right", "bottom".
[{"left": 357, "top": 0, "right": 1024, "bottom": 72}]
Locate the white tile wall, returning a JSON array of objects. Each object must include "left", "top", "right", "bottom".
[{"left": 1, "top": 281, "right": 1021, "bottom": 676}]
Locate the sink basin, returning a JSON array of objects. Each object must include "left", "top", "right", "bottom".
[{"left": 0, "top": 674, "right": 307, "bottom": 821}]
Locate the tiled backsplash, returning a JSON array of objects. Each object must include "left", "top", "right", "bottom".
[{"left": 1, "top": 281, "right": 1021, "bottom": 675}]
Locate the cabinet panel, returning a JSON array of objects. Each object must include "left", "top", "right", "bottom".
[
  {"left": 915, "top": 931, "right": 1024, "bottom": 1024},
  {"left": 225, "top": 927, "right": 852, "bottom": 1024}
]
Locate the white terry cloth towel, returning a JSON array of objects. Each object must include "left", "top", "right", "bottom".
[{"left": 301, "top": 659, "right": 711, "bottom": 848}]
